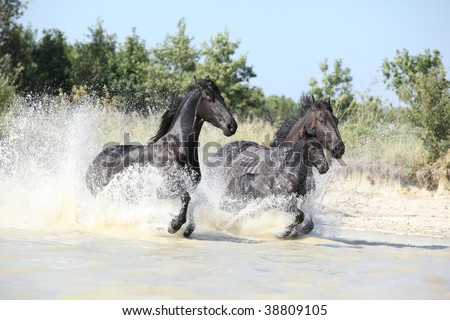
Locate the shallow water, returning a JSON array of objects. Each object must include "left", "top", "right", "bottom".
[
  {"left": 1, "top": 228, "right": 449, "bottom": 299},
  {"left": 1, "top": 99, "right": 449, "bottom": 299}
]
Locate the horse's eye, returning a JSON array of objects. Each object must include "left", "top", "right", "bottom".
[{"left": 320, "top": 120, "right": 325, "bottom": 125}]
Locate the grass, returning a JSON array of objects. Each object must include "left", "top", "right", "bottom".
[
  {"left": 335, "top": 116, "right": 449, "bottom": 191},
  {"left": 71, "top": 99, "right": 449, "bottom": 191},
  {"left": 1, "top": 94, "right": 447, "bottom": 191}
]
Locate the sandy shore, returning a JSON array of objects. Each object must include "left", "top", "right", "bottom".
[{"left": 319, "top": 171, "right": 450, "bottom": 239}]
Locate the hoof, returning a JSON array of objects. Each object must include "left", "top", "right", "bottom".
[
  {"left": 183, "top": 222, "right": 195, "bottom": 238},
  {"left": 278, "top": 211, "right": 304, "bottom": 239},
  {"left": 168, "top": 217, "right": 183, "bottom": 234},
  {"left": 183, "top": 226, "right": 194, "bottom": 238},
  {"left": 301, "top": 217, "right": 314, "bottom": 235},
  {"left": 168, "top": 225, "right": 177, "bottom": 234},
  {"left": 277, "top": 227, "right": 294, "bottom": 239}
]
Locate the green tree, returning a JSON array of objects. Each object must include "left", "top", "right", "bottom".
[
  {"left": 0, "top": 0, "right": 27, "bottom": 45},
  {"left": 32, "top": 28, "right": 72, "bottom": 93},
  {"left": 4, "top": 25, "right": 36, "bottom": 93},
  {"left": 382, "top": 49, "right": 443, "bottom": 103},
  {"left": 110, "top": 29, "right": 152, "bottom": 113},
  {"left": 149, "top": 18, "right": 199, "bottom": 93},
  {"left": 71, "top": 20, "right": 117, "bottom": 94},
  {"left": 197, "top": 29, "right": 264, "bottom": 117},
  {"left": 0, "top": 0, "right": 37, "bottom": 93},
  {"left": 407, "top": 68, "right": 450, "bottom": 160},
  {"left": 0, "top": 0, "right": 25, "bottom": 109},
  {"left": 141, "top": 18, "right": 200, "bottom": 110},
  {"left": 308, "top": 58, "right": 354, "bottom": 119},
  {"left": 263, "top": 95, "right": 297, "bottom": 123},
  {"left": 383, "top": 49, "right": 449, "bottom": 161},
  {"left": 0, "top": 55, "right": 15, "bottom": 114}
]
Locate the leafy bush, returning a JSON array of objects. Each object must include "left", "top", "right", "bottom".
[
  {"left": 383, "top": 49, "right": 449, "bottom": 161},
  {"left": 403, "top": 68, "right": 450, "bottom": 161},
  {"left": 308, "top": 58, "right": 355, "bottom": 120}
]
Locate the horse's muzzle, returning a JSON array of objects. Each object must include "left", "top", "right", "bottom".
[
  {"left": 223, "top": 121, "right": 238, "bottom": 137},
  {"left": 331, "top": 141, "right": 345, "bottom": 159},
  {"left": 317, "top": 161, "right": 329, "bottom": 174}
]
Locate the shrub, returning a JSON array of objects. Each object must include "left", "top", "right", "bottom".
[{"left": 403, "top": 68, "right": 450, "bottom": 161}]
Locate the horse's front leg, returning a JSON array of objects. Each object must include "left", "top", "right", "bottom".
[
  {"left": 278, "top": 199, "right": 305, "bottom": 238},
  {"left": 168, "top": 191, "right": 190, "bottom": 234},
  {"left": 279, "top": 209, "right": 305, "bottom": 238},
  {"left": 305, "top": 166, "right": 316, "bottom": 194},
  {"left": 183, "top": 201, "right": 196, "bottom": 238}
]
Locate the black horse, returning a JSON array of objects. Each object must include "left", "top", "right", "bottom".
[
  {"left": 85, "top": 77, "right": 237, "bottom": 235},
  {"left": 183, "top": 95, "right": 344, "bottom": 237},
  {"left": 222, "top": 136, "right": 329, "bottom": 237}
]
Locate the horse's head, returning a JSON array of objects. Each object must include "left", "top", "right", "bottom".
[
  {"left": 279, "top": 95, "right": 345, "bottom": 159},
  {"left": 194, "top": 76, "right": 237, "bottom": 137},
  {"left": 310, "top": 97, "right": 345, "bottom": 159},
  {"left": 304, "top": 137, "right": 329, "bottom": 174},
  {"left": 285, "top": 136, "right": 328, "bottom": 174}
]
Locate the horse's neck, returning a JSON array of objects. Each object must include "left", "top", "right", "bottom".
[
  {"left": 282, "top": 148, "right": 309, "bottom": 179},
  {"left": 279, "top": 113, "right": 312, "bottom": 148},
  {"left": 159, "top": 92, "right": 203, "bottom": 167}
]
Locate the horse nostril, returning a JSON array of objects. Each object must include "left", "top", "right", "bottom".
[
  {"left": 227, "top": 123, "right": 235, "bottom": 133},
  {"left": 333, "top": 142, "right": 345, "bottom": 158}
]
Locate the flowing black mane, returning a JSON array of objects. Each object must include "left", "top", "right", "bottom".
[
  {"left": 193, "top": 76, "right": 222, "bottom": 95},
  {"left": 149, "top": 98, "right": 182, "bottom": 143},
  {"left": 149, "top": 77, "right": 221, "bottom": 143},
  {"left": 270, "top": 94, "right": 333, "bottom": 147}
]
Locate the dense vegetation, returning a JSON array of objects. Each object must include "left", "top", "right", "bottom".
[{"left": 1, "top": 0, "right": 449, "bottom": 185}]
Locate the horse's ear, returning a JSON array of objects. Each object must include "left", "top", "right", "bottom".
[
  {"left": 206, "top": 75, "right": 210, "bottom": 81},
  {"left": 326, "top": 97, "right": 331, "bottom": 104},
  {"left": 194, "top": 75, "right": 197, "bottom": 83}
]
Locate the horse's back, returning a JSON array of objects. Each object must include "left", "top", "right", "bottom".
[
  {"left": 213, "top": 140, "right": 261, "bottom": 165},
  {"left": 85, "top": 144, "right": 146, "bottom": 196}
]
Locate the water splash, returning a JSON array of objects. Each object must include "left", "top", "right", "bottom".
[{"left": 0, "top": 97, "right": 176, "bottom": 237}]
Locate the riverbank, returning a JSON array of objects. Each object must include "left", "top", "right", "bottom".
[{"left": 318, "top": 168, "right": 450, "bottom": 240}]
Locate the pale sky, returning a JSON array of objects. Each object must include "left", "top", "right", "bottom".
[{"left": 20, "top": 0, "right": 450, "bottom": 104}]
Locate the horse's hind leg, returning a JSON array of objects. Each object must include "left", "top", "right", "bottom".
[{"left": 168, "top": 192, "right": 190, "bottom": 234}]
